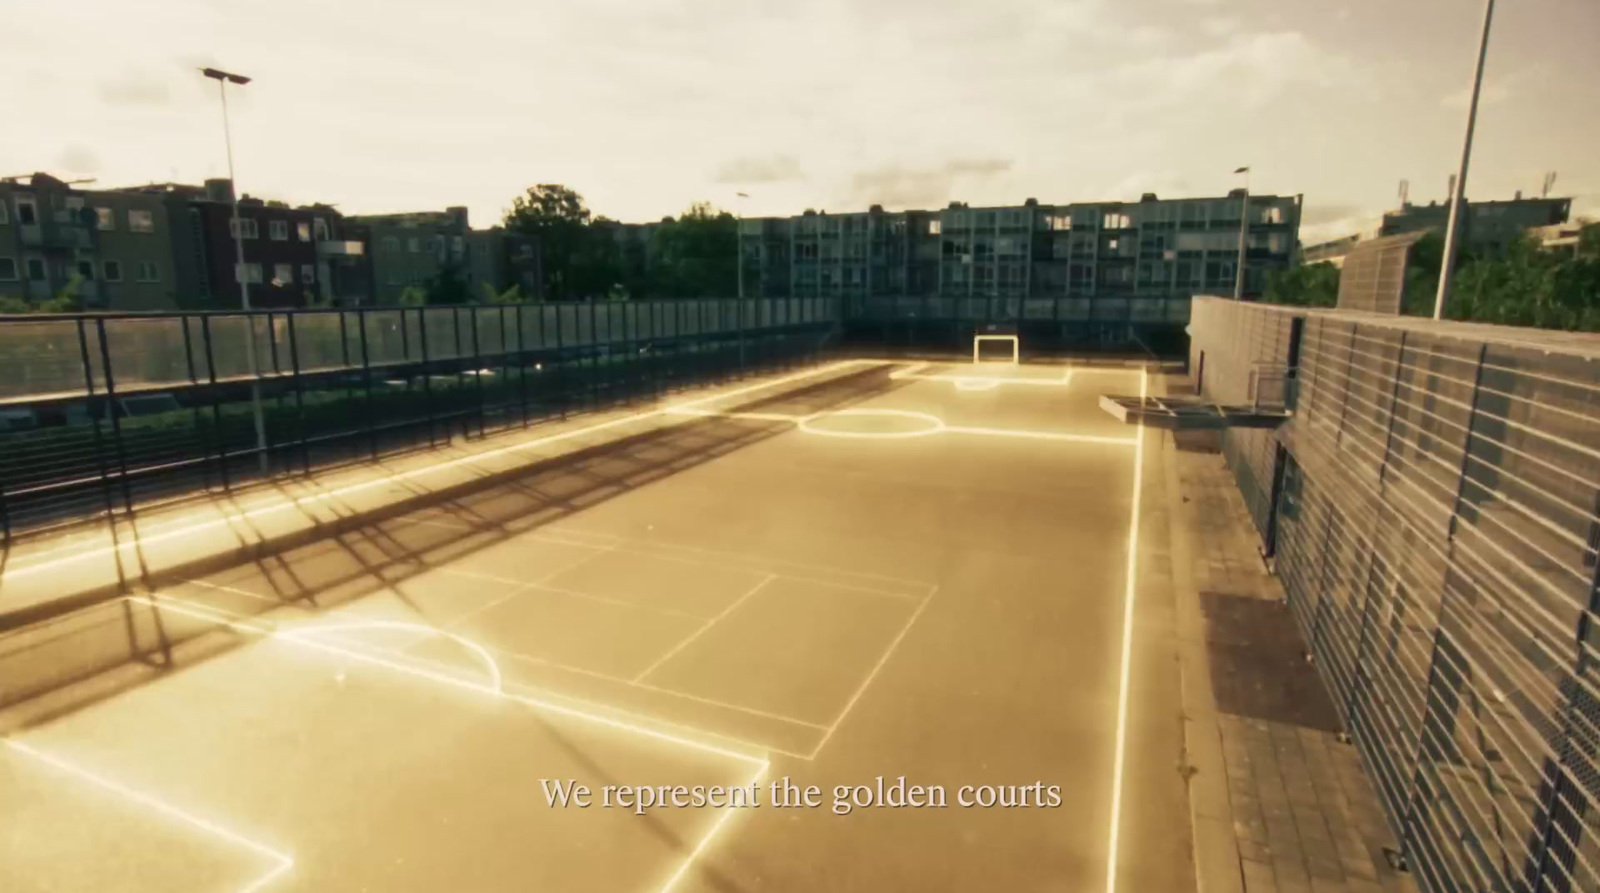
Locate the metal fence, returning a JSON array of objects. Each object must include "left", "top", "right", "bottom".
[
  {"left": 0, "top": 298, "right": 837, "bottom": 538},
  {"left": 844, "top": 294, "right": 1191, "bottom": 356},
  {"left": 1191, "top": 296, "right": 1600, "bottom": 893}
]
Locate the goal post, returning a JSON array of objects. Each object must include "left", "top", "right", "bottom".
[{"left": 972, "top": 334, "right": 1020, "bottom": 365}]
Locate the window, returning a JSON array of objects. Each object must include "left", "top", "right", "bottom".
[
  {"left": 381, "top": 236, "right": 400, "bottom": 252},
  {"left": 234, "top": 262, "right": 263, "bottom": 284},
  {"left": 128, "top": 209, "right": 155, "bottom": 232},
  {"left": 407, "top": 237, "right": 420, "bottom": 253},
  {"left": 17, "top": 198, "right": 38, "bottom": 225},
  {"left": 1261, "top": 206, "right": 1284, "bottom": 224},
  {"left": 103, "top": 259, "right": 123, "bottom": 281},
  {"left": 928, "top": 220, "right": 941, "bottom": 235},
  {"left": 95, "top": 208, "right": 115, "bottom": 230},
  {"left": 425, "top": 236, "right": 439, "bottom": 254},
  {"left": 229, "top": 217, "right": 259, "bottom": 239},
  {"left": 26, "top": 258, "right": 46, "bottom": 280},
  {"left": 76, "top": 260, "right": 95, "bottom": 279},
  {"left": 269, "top": 220, "right": 289, "bottom": 240},
  {"left": 1107, "top": 238, "right": 1120, "bottom": 251},
  {"left": 451, "top": 235, "right": 464, "bottom": 258},
  {"left": 1046, "top": 214, "right": 1072, "bottom": 231},
  {"left": 1103, "top": 212, "right": 1131, "bottom": 230},
  {"left": 312, "top": 218, "right": 329, "bottom": 240},
  {"left": 301, "top": 264, "right": 316, "bottom": 284},
  {"left": 273, "top": 263, "right": 293, "bottom": 285},
  {"left": 0, "top": 257, "right": 15, "bottom": 280},
  {"left": 65, "top": 196, "right": 85, "bottom": 212},
  {"left": 136, "top": 261, "right": 160, "bottom": 282},
  {"left": 297, "top": 221, "right": 312, "bottom": 242}
]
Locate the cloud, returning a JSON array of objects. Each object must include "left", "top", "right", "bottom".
[
  {"left": 848, "top": 158, "right": 1013, "bottom": 209},
  {"left": 55, "top": 146, "right": 101, "bottom": 175},
  {"left": 714, "top": 155, "right": 805, "bottom": 184},
  {"left": 97, "top": 71, "right": 171, "bottom": 106}
]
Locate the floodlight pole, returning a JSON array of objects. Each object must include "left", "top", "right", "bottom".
[
  {"left": 204, "top": 66, "right": 269, "bottom": 472},
  {"left": 1433, "top": 0, "right": 1496, "bottom": 320}
]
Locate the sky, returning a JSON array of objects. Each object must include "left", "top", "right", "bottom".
[{"left": 7, "top": 0, "right": 1598, "bottom": 244}]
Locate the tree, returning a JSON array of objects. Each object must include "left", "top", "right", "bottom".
[
  {"left": 504, "top": 184, "right": 624, "bottom": 301},
  {"left": 1264, "top": 261, "right": 1340, "bottom": 307},
  {"left": 425, "top": 261, "right": 471, "bottom": 305},
  {"left": 649, "top": 202, "right": 737, "bottom": 298}
]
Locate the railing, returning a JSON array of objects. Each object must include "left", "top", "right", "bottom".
[
  {"left": 1191, "top": 296, "right": 1600, "bottom": 893},
  {"left": 0, "top": 298, "right": 838, "bottom": 539}
]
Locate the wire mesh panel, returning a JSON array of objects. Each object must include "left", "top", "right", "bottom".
[{"left": 1191, "top": 296, "right": 1600, "bottom": 893}]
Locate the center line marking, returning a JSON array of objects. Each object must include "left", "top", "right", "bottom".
[{"left": 633, "top": 574, "right": 777, "bottom": 683}]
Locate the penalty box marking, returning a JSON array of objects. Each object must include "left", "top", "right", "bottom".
[
  {"left": 0, "top": 738, "right": 294, "bottom": 893},
  {"left": 92, "top": 593, "right": 771, "bottom": 893},
  {"left": 666, "top": 406, "right": 1136, "bottom": 446}
]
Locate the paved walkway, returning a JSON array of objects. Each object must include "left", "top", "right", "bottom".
[{"left": 1165, "top": 420, "right": 1418, "bottom": 893}]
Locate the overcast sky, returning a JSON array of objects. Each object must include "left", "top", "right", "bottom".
[{"left": 7, "top": 0, "right": 1597, "bottom": 242}]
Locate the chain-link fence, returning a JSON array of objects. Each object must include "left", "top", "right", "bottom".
[{"left": 1192, "top": 296, "right": 1600, "bottom": 893}]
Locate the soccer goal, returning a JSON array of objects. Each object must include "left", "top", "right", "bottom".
[{"left": 972, "top": 334, "right": 1020, "bottom": 365}]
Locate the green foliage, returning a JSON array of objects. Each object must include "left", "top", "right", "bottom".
[
  {"left": 0, "top": 295, "right": 32, "bottom": 314},
  {"left": 1442, "top": 234, "right": 1600, "bottom": 331},
  {"left": 648, "top": 202, "right": 737, "bottom": 298},
  {"left": 504, "top": 184, "right": 622, "bottom": 301},
  {"left": 424, "top": 261, "right": 472, "bottom": 305},
  {"left": 1264, "top": 261, "right": 1340, "bottom": 307},
  {"left": 397, "top": 285, "right": 428, "bottom": 306}
]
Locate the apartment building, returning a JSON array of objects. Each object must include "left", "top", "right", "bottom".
[
  {"left": 737, "top": 192, "right": 1302, "bottom": 311},
  {"left": 350, "top": 207, "right": 471, "bottom": 304},
  {"left": 465, "top": 227, "right": 543, "bottom": 300},
  {"left": 1379, "top": 195, "right": 1571, "bottom": 253},
  {"left": 0, "top": 173, "right": 180, "bottom": 310}
]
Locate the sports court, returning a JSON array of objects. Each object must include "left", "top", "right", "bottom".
[{"left": 1, "top": 349, "right": 1193, "bottom": 893}]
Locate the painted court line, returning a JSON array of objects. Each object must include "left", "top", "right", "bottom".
[
  {"left": 808, "top": 587, "right": 935, "bottom": 760},
  {"left": 6, "top": 360, "right": 875, "bottom": 579},
  {"left": 1104, "top": 368, "right": 1148, "bottom": 893},
  {"left": 118, "top": 593, "right": 774, "bottom": 893},
  {"left": 634, "top": 575, "right": 777, "bottom": 683},
  {"left": 1, "top": 738, "right": 295, "bottom": 893}
]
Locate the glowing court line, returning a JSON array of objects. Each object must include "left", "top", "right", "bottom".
[
  {"left": 1104, "top": 367, "right": 1147, "bottom": 893},
  {"left": 439, "top": 570, "right": 710, "bottom": 621},
  {"left": 798, "top": 409, "right": 944, "bottom": 439},
  {"left": 807, "top": 587, "right": 934, "bottom": 760},
  {"left": 531, "top": 526, "right": 938, "bottom": 593},
  {"left": 124, "top": 595, "right": 767, "bottom": 768},
  {"left": 635, "top": 575, "right": 777, "bottom": 683},
  {"left": 954, "top": 378, "right": 1000, "bottom": 392},
  {"left": 887, "top": 361, "right": 931, "bottom": 380},
  {"left": 487, "top": 648, "right": 831, "bottom": 735},
  {"left": 943, "top": 426, "right": 1137, "bottom": 446},
  {"left": 2, "top": 738, "right": 295, "bottom": 893},
  {"left": 658, "top": 762, "right": 769, "bottom": 893},
  {"left": 7, "top": 361, "right": 876, "bottom": 579},
  {"left": 283, "top": 620, "right": 505, "bottom": 694},
  {"left": 664, "top": 407, "right": 797, "bottom": 423}
]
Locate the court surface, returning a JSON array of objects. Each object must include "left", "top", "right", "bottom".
[{"left": 1, "top": 358, "right": 1193, "bottom": 893}]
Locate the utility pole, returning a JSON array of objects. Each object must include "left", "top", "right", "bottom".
[
  {"left": 202, "top": 66, "right": 269, "bottom": 472},
  {"left": 1433, "top": 0, "right": 1496, "bottom": 321}
]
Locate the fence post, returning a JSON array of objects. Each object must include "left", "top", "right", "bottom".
[
  {"left": 199, "top": 316, "right": 230, "bottom": 488},
  {"left": 514, "top": 304, "right": 530, "bottom": 427},
  {"left": 74, "top": 319, "right": 120, "bottom": 525},
  {"left": 418, "top": 308, "right": 436, "bottom": 448},
  {"left": 286, "top": 313, "right": 310, "bottom": 474},
  {"left": 91, "top": 319, "right": 133, "bottom": 513},
  {"left": 356, "top": 308, "right": 377, "bottom": 459}
]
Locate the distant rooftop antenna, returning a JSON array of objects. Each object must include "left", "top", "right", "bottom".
[
  {"left": 1398, "top": 179, "right": 1410, "bottom": 206},
  {"left": 1542, "top": 171, "right": 1558, "bottom": 198}
]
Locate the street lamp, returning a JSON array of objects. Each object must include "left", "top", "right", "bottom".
[
  {"left": 1433, "top": 0, "right": 1496, "bottom": 321},
  {"left": 1233, "top": 166, "right": 1250, "bottom": 300},
  {"left": 201, "top": 66, "right": 269, "bottom": 472}
]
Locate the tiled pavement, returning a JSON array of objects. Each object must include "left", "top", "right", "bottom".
[{"left": 1173, "top": 431, "right": 1417, "bottom": 893}]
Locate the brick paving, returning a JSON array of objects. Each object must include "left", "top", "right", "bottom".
[{"left": 1176, "top": 439, "right": 1417, "bottom": 893}]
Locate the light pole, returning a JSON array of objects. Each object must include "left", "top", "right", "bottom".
[
  {"left": 1433, "top": 0, "right": 1496, "bottom": 321},
  {"left": 201, "top": 66, "right": 268, "bottom": 472},
  {"left": 1233, "top": 166, "right": 1251, "bottom": 300}
]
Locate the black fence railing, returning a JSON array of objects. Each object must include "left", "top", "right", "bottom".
[{"left": 0, "top": 298, "right": 838, "bottom": 539}]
